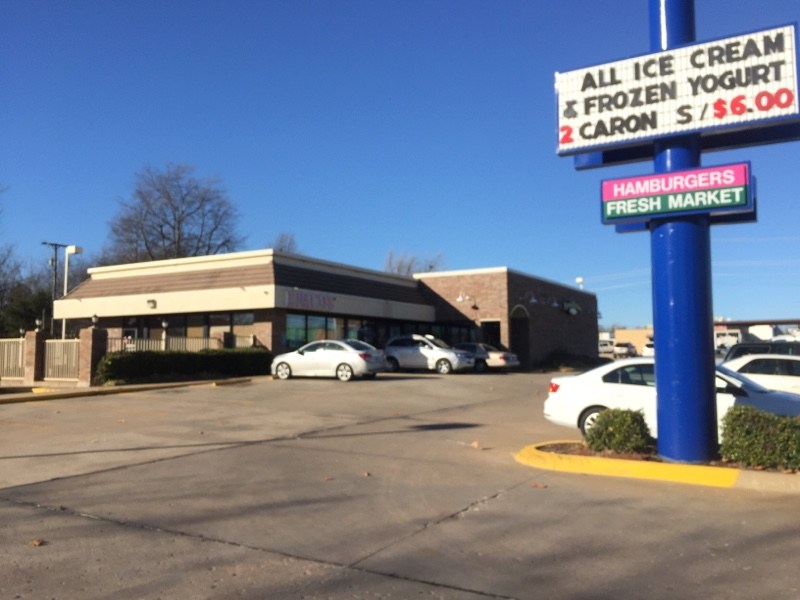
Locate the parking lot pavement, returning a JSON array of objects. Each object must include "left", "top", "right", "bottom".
[{"left": 3, "top": 373, "right": 800, "bottom": 599}]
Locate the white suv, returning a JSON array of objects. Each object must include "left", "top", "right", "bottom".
[{"left": 384, "top": 334, "right": 474, "bottom": 374}]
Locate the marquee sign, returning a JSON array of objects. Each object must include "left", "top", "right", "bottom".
[
  {"left": 556, "top": 24, "right": 799, "bottom": 155},
  {"left": 601, "top": 162, "right": 753, "bottom": 225}
]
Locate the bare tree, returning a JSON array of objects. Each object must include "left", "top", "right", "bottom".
[
  {"left": 103, "top": 163, "right": 244, "bottom": 263},
  {"left": 270, "top": 232, "right": 299, "bottom": 254},
  {"left": 384, "top": 250, "right": 444, "bottom": 276}
]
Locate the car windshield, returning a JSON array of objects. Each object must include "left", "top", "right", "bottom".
[
  {"left": 716, "top": 364, "right": 772, "bottom": 393},
  {"left": 425, "top": 336, "right": 451, "bottom": 349}
]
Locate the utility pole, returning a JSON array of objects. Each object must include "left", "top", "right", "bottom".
[{"left": 41, "top": 241, "right": 68, "bottom": 335}]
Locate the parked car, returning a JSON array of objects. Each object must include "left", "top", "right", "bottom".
[
  {"left": 384, "top": 334, "right": 474, "bottom": 374},
  {"left": 722, "top": 354, "right": 800, "bottom": 395},
  {"left": 454, "top": 342, "right": 520, "bottom": 372},
  {"left": 271, "top": 339, "right": 387, "bottom": 381},
  {"left": 543, "top": 357, "right": 800, "bottom": 437},
  {"left": 598, "top": 340, "right": 614, "bottom": 355},
  {"left": 613, "top": 342, "right": 637, "bottom": 358},
  {"left": 642, "top": 342, "right": 655, "bottom": 357},
  {"left": 722, "top": 341, "right": 800, "bottom": 362}
]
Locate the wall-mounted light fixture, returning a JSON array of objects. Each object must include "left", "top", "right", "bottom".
[
  {"left": 161, "top": 318, "right": 169, "bottom": 330},
  {"left": 456, "top": 291, "right": 478, "bottom": 310},
  {"left": 564, "top": 301, "right": 582, "bottom": 316},
  {"left": 147, "top": 299, "right": 157, "bottom": 309},
  {"left": 91, "top": 314, "right": 99, "bottom": 327},
  {"left": 35, "top": 318, "right": 42, "bottom": 332}
]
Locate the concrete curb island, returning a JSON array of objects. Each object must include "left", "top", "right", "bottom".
[{"left": 515, "top": 441, "right": 800, "bottom": 494}]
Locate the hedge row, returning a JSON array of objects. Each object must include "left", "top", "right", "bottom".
[
  {"left": 587, "top": 406, "right": 800, "bottom": 471},
  {"left": 720, "top": 405, "right": 800, "bottom": 471},
  {"left": 585, "top": 409, "right": 655, "bottom": 454},
  {"left": 95, "top": 348, "right": 273, "bottom": 385}
]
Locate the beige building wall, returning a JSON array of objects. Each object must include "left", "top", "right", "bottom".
[{"left": 614, "top": 327, "right": 654, "bottom": 355}]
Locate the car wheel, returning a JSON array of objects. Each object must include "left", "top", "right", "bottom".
[
  {"left": 579, "top": 406, "right": 606, "bottom": 436},
  {"left": 275, "top": 362, "right": 292, "bottom": 380},
  {"left": 386, "top": 357, "right": 399, "bottom": 372},
  {"left": 435, "top": 359, "right": 452, "bottom": 375},
  {"left": 474, "top": 359, "right": 488, "bottom": 373},
  {"left": 336, "top": 363, "right": 354, "bottom": 382}
]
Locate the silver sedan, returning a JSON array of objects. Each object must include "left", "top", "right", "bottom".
[{"left": 271, "top": 339, "right": 387, "bottom": 382}]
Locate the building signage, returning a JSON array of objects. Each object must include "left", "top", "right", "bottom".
[
  {"left": 601, "top": 162, "right": 752, "bottom": 224},
  {"left": 285, "top": 288, "right": 336, "bottom": 311},
  {"left": 556, "top": 24, "right": 799, "bottom": 155}
]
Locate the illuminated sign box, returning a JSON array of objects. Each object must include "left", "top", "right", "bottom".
[
  {"left": 556, "top": 24, "right": 799, "bottom": 156},
  {"left": 601, "top": 162, "right": 753, "bottom": 225}
]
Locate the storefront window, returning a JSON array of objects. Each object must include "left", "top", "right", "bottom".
[
  {"left": 307, "top": 315, "right": 326, "bottom": 342},
  {"left": 286, "top": 314, "right": 306, "bottom": 349},
  {"left": 233, "top": 312, "right": 255, "bottom": 326},
  {"left": 329, "top": 317, "right": 343, "bottom": 339}
]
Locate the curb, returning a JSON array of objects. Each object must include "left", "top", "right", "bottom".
[
  {"left": 0, "top": 378, "right": 254, "bottom": 405},
  {"left": 515, "top": 440, "right": 800, "bottom": 493}
]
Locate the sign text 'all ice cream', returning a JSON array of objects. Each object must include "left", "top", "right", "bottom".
[{"left": 556, "top": 24, "right": 799, "bottom": 155}]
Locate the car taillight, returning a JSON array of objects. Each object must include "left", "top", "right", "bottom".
[
  {"left": 548, "top": 382, "right": 560, "bottom": 393},
  {"left": 358, "top": 352, "right": 371, "bottom": 360}
]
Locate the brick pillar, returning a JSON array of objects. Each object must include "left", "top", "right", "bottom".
[
  {"left": 23, "top": 330, "right": 47, "bottom": 386},
  {"left": 78, "top": 327, "right": 108, "bottom": 387}
]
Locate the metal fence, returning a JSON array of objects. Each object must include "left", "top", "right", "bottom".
[
  {"left": 0, "top": 338, "right": 25, "bottom": 378},
  {"left": 106, "top": 336, "right": 222, "bottom": 353},
  {"left": 44, "top": 339, "right": 81, "bottom": 380}
]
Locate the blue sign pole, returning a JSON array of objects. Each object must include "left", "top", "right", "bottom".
[{"left": 649, "top": 0, "right": 717, "bottom": 462}]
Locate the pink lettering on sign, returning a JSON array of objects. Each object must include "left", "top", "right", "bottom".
[
  {"left": 286, "top": 289, "right": 336, "bottom": 312},
  {"left": 602, "top": 163, "right": 749, "bottom": 201}
]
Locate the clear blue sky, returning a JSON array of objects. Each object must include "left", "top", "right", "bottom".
[{"left": 2, "top": 0, "right": 798, "bottom": 328}]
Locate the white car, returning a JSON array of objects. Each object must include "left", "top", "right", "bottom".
[
  {"left": 598, "top": 340, "right": 614, "bottom": 355},
  {"left": 613, "top": 342, "right": 637, "bottom": 358},
  {"left": 722, "top": 354, "right": 800, "bottom": 395},
  {"left": 271, "top": 339, "right": 387, "bottom": 381},
  {"left": 543, "top": 358, "right": 800, "bottom": 437},
  {"left": 454, "top": 342, "right": 520, "bottom": 372},
  {"left": 384, "top": 334, "right": 474, "bottom": 374}
]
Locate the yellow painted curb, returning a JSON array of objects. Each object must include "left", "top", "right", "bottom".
[{"left": 515, "top": 441, "right": 741, "bottom": 488}]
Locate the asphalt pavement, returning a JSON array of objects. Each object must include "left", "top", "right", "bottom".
[{"left": 2, "top": 373, "right": 800, "bottom": 599}]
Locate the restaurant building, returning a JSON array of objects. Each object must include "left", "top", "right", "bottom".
[{"left": 54, "top": 249, "right": 598, "bottom": 367}]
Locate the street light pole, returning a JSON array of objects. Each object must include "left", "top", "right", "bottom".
[
  {"left": 42, "top": 241, "right": 68, "bottom": 335},
  {"left": 61, "top": 245, "right": 83, "bottom": 338}
]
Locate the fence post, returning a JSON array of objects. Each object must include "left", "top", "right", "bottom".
[
  {"left": 23, "top": 330, "right": 47, "bottom": 386},
  {"left": 78, "top": 326, "right": 108, "bottom": 387}
]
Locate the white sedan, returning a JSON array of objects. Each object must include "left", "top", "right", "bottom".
[
  {"left": 454, "top": 342, "right": 520, "bottom": 372},
  {"left": 722, "top": 354, "right": 800, "bottom": 395},
  {"left": 271, "top": 339, "right": 387, "bottom": 382},
  {"left": 543, "top": 358, "right": 800, "bottom": 437}
]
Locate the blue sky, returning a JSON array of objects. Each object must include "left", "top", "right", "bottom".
[{"left": 1, "top": 0, "right": 798, "bottom": 328}]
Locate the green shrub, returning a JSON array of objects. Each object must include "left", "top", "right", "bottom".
[
  {"left": 95, "top": 348, "right": 272, "bottom": 385},
  {"left": 585, "top": 408, "right": 655, "bottom": 454},
  {"left": 720, "top": 405, "right": 800, "bottom": 471}
]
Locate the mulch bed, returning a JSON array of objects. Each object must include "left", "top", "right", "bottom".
[{"left": 538, "top": 441, "right": 745, "bottom": 469}]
